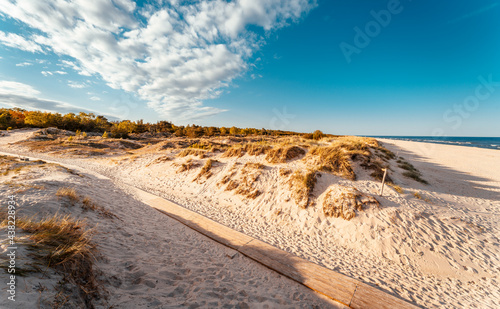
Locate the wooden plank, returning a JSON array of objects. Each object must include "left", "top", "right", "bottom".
[
  {"left": 350, "top": 282, "right": 421, "bottom": 309},
  {"left": 239, "top": 239, "right": 357, "bottom": 307},
  {"left": 188, "top": 216, "right": 255, "bottom": 250},
  {"left": 147, "top": 197, "right": 198, "bottom": 225}
]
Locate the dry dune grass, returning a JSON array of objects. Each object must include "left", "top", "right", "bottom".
[
  {"left": 1, "top": 214, "right": 99, "bottom": 307},
  {"left": 265, "top": 145, "right": 305, "bottom": 163},
  {"left": 222, "top": 162, "right": 265, "bottom": 199},
  {"left": 322, "top": 185, "right": 379, "bottom": 220},
  {"left": 146, "top": 155, "right": 173, "bottom": 166},
  {"left": 306, "top": 136, "right": 394, "bottom": 181},
  {"left": 177, "top": 148, "right": 207, "bottom": 158},
  {"left": 289, "top": 169, "right": 319, "bottom": 208},
  {"left": 0, "top": 155, "right": 46, "bottom": 176},
  {"left": 194, "top": 159, "right": 217, "bottom": 182},
  {"left": 222, "top": 142, "right": 271, "bottom": 158},
  {"left": 177, "top": 158, "right": 199, "bottom": 173},
  {"left": 57, "top": 187, "right": 116, "bottom": 218}
]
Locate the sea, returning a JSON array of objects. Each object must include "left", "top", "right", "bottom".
[{"left": 368, "top": 136, "right": 500, "bottom": 150}]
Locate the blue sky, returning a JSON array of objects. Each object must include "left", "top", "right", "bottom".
[{"left": 0, "top": 0, "right": 499, "bottom": 136}]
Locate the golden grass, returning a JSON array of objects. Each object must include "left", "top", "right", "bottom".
[
  {"left": 265, "top": 145, "right": 305, "bottom": 163},
  {"left": 56, "top": 187, "right": 79, "bottom": 204},
  {"left": 289, "top": 169, "right": 318, "bottom": 208},
  {"left": 177, "top": 158, "right": 199, "bottom": 173},
  {"left": 194, "top": 159, "right": 217, "bottom": 181},
  {"left": 177, "top": 148, "right": 207, "bottom": 158},
  {"left": 388, "top": 183, "right": 404, "bottom": 194},
  {"left": 56, "top": 187, "right": 115, "bottom": 218},
  {"left": 322, "top": 186, "right": 379, "bottom": 220},
  {"left": 222, "top": 162, "right": 263, "bottom": 199},
  {"left": 7, "top": 214, "right": 100, "bottom": 306}
]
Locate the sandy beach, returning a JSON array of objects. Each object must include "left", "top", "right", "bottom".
[{"left": 1, "top": 129, "right": 499, "bottom": 308}]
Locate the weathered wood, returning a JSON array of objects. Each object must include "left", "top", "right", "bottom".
[
  {"left": 350, "top": 282, "right": 421, "bottom": 309},
  {"left": 147, "top": 197, "right": 198, "bottom": 225},
  {"left": 188, "top": 216, "right": 254, "bottom": 250},
  {"left": 239, "top": 239, "right": 357, "bottom": 307}
]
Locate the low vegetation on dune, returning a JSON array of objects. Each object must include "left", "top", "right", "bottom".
[
  {"left": 322, "top": 186, "right": 380, "bottom": 220},
  {"left": 265, "top": 145, "right": 305, "bottom": 163},
  {"left": 57, "top": 187, "right": 116, "bottom": 218},
  {"left": 220, "top": 162, "right": 265, "bottom": 199},
  {"left": 177, "top": 148, "right": 207, "bottom": 158},
  {"left": 0, "top": 214, "right": 99, "bottom": 307},
  {"left": 288, "top": 169, "right": 319, "bottom": 208},
  {"left": 397, "top": 158, "right": 428, "bottom": 184},
  {"left": 0, "top": 155, "right": 46, "bottom": 176},
  {"left": 176, "top": 158, "right": 200, "bottom": 173},
  {"left": 194, "top": 159, "right": 217, "bottom": 182}
]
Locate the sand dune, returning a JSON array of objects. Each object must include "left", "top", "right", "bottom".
[{"left": 1, "top": 129, "right": 499, "bottom": 308}]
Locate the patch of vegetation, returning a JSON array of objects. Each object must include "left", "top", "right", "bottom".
[
  {"left": 388, "top": 183, "right": 404, "bottom": 194},
  {"left": 398, "top": 159, "right": 428, "bottom": 184},
  {"left": 2, "top": 214, "right": 100, "bottom": 307},
  {"left": 222, "top": 162, "right": 263, "bottom": 199},
  {"left": 56, "top": 187, "right": 80, "bottom": 204},
  {"left": 57, "top": 187, "right": 116, "bottom": 218},
  {"left": 289, "top": 169, "right": 319, "bottom": 208},
  {"left": 177, "top": 158, "right": 199, "bottom": 173},
  {"left": 194, "top": 159, "right": 217, "bottom": 182},
  {"left": 322, "top": 186, "right": 379, "bottom": 220},
  {"left": 177, "top": 148, "right": 207, "bottom": 158},
  {"left": 265, "top": 145, "right": 305, "bottom": 163},
  {"left": 0, "top": 156, "right": 46, "bottom": 177}
]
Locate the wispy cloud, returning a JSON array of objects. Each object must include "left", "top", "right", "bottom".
[
  {"left": 16, "top": 62, "right": 33, "bottom": 67},
  {"left": 90, "top": 96, "right": 101, "bottom": 101},
  {"left": 68, "top": 81, "right": 88, "bottom": 89},
  {"left": 0, "top": 80, "right": 104, "bottom": 115},
  {"left": 0, "top": 30, "right": 43, "bottom": 53},
  {"left": 0, "top": 0, "right": 316, "bottom": 120},
  {"left": 41, "top": 70, "right": 67, "bottom": 76},
  {"left": 448, "top": 3, "right": 499, "bottom": 24}
]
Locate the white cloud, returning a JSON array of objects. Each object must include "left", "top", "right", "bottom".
[
  {"left": 0, "top": 0, "right": 316, "bottom": 120},
  {"left": 0, "top": 79, "right": 115, "bottom": 117},
  {"left": 68, "top": 81, "right": 88, "bottom": 89},
  {"left": 90, "top": 96, "right": 101, "bottom": 101},
  {"left": 41, "top": 70, "right": 67, "bottom": 76},
  {"left": 0, "top": 80, "right": 40, "bottom": 96},
  {"left": 16, "top": 62, "right": 33, "bottom": 67},
  {"left": 0, "top": 30, "right": 43, "bottom": 53}
]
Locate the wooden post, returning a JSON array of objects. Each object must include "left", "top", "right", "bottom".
[{"left": 379, "top": 168, "right": 387, "bottom": 196}]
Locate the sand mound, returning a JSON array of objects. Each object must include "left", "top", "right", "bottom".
[{"left": 322, "top": 185, "right": 379, "bottom": 220}]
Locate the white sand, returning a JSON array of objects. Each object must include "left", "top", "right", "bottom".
[
  {"left": 1, "top": 129, "right": 499, "bottom": 308},
  {"left": 0, "top": 130, "right": 344, "bottom": 308}
]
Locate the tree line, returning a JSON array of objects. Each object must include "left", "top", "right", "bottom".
[{"left": 0, "top": 108, "right": 326, "bottom": 139}]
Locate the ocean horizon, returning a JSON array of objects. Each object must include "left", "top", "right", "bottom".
[{"left": 368, "top": 136, "right": 500, "bottom": 150}]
